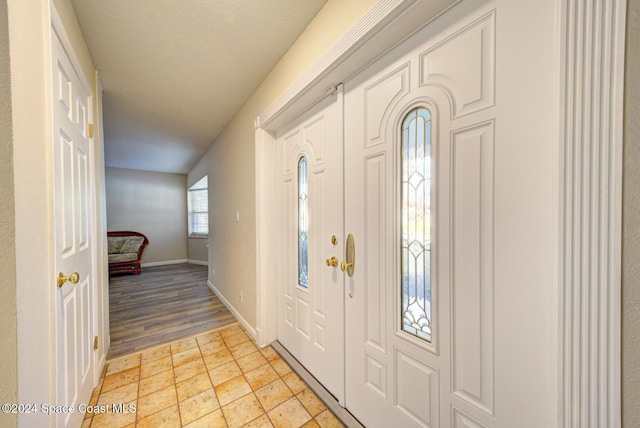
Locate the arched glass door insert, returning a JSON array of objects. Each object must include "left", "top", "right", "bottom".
[
  {"left": 401, "top": 107, "right": 432, "bottom": 342},
  {"left": 298, "top": 156, "right": 309, "bottom": 288}
]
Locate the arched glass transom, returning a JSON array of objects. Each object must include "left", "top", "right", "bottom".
[
  {"left": 401, "top": 107, "right": 432, "bottom": 342},
  {"left": 298, "top": 156, "right": 309, "bottom": 288}
]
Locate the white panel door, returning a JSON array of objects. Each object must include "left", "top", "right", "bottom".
[
  {"left": 343, "top": 1, "right": 554, "bottom": 427},
  {"left": 52, "top": 28, "right": 95, "bottom": 428},
  {"left": 273, "top": 1, "right": 557, "bottom": 426},
  {"left": 276, "top": 91, "right": 344, "bottom": 400},
  {"left": 344, "top": 50, "right": 455, "bottom": 428}
]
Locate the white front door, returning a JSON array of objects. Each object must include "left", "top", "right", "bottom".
[
  {"left": 343, "top": 37, "right": 455, "bottom": 428},
  {"left": 277, "top": 1, "right": 557, "bottom": 426},
  {"left": 276, "top": 91, "right": 345, "bottom": 400},
  {"left": 343, "top": 1, "right": 555, "bottom": 427},
  {"left": 52, "top": 27, "right": 95, "bottom": 428}
]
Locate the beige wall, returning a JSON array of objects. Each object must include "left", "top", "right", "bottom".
[
  {"left": 188, "top": 237, "right": 208, "bottom": 263},
  {"left": 188, "top": 0, "right": 378, "bottom": 327},
  {"left": 624, "top": 0, "right": 640, "bottom": 426},
  {"left": 0, "top": 0, "right": 17, "bottom": 426},
  {"left": 106, "top": 167, "right": 188, "bottom": 264}
]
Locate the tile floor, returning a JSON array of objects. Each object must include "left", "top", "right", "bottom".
[{"left": 83, "top": 323, "right": 344, "bottom": 428}]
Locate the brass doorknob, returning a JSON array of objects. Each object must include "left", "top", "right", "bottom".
[
  {"left": 57, "top": 272, "right": 80, "bottom": 288},
  {"left": 326, "top": 256, "right": 338, "bottom": 267}
]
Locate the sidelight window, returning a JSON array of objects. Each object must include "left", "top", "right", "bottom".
[
  {"left": 401, "top": 108, "right": 432, "bottom": 342},
  {"left": 298, "top": 156, "right": 309, "bottom": 288}
]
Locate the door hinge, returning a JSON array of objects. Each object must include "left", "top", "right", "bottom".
[
  {"left": 88, "top": 123, "right": 94, "bottom": 138},
  {"left": 93, "top": 336, "right": 98, "bottom": 350}
]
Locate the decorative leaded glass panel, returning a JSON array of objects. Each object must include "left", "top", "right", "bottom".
[
  {"left": 298, "top": 156, "right": 309, "bottom": 288},
  {"left": 401, "top": 108, "right": 432, "bottom": 342}
]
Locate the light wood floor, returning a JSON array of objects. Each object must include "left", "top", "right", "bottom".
[{"left": 108, "top": 263, "right": 237, "bottom": 359}]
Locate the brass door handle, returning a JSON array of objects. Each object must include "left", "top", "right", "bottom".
[
  {"left": 340, "top": 261, "right": 353, "bottom": 272},
  {"left": 341, "top": 233, "right": 356, "bottom": 277},
  {"left": 326, "top": 256, "right": 339, "bottom": 267},
  {"left": 57, "top": 272, "right": 79, "bottom": 288}
]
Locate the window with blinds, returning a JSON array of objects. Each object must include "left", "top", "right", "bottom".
[{"left": 188, "top": 176, "right": 208, "bottom": 237}]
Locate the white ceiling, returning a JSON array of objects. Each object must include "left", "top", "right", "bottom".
[{"left": 71, "top": 0, "right": 327, "bottom": 174}]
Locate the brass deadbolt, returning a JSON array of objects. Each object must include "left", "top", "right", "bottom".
[{"left": 326, "top": 256, "right": 339, "bottom": 267}]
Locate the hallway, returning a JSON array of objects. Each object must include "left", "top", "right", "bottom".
[
  {"left": 108, "top": 264, "right": 236, "bottom": 359},
  {"left": 2, "top": 0, "right": 632, "bottom": 426}
]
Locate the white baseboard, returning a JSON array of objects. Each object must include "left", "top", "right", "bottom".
[
  {"left": 207, "top": 280, "right": 257, "bottom": 341},
  {"left": 188, "top": 260, "right": 208, "bottom": 266},
  {"left": 141, "top": 259, "right": 188, "bottom": 267}
]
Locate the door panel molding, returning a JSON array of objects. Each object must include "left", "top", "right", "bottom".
[
  {"left": 418, "top": 9, "right": 496, "bottom": 119},
  {"left": 450, "top": 120, "right": 495, "bottom": 417}
]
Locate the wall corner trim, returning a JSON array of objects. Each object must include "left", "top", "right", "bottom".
[{"left": 558, "top": 0, "right": 626, "bottom": 426}]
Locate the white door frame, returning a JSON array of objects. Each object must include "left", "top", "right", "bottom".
[{"left": 255, "top": 0, "right": 626, "bottom": 426}]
